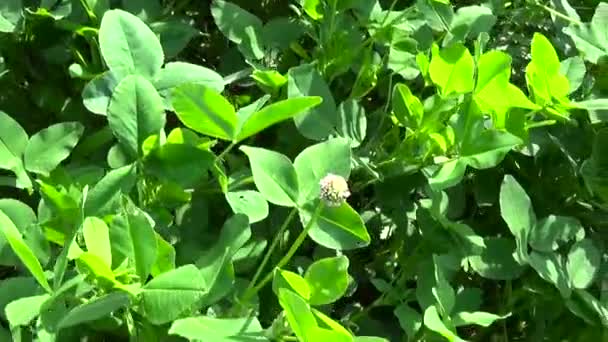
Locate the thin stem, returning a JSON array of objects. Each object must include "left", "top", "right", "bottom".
[
  {"left": 78, "top": 0, "right": 97, "bottom": 22},
  {"left": 241, "top": 208, "right": 299, "bottom": 302},
  {"left": 535, "top": 2, "right": 583, "bottom": 25},
  {"left": 526, "top": 120, "right": 557, "bottom": 129},
  {"left": 214, "top": 142, "right": 237, "bottom": 164},
  {"left": 250, "top": 202, "right": 325, "bottom": 296}
]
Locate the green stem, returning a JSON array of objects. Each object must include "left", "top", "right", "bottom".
[
  {"left": 78, "top": 0, "right": 97, "bottom": 22},
  {"left": 241, "top": 208, "right": 299, "bottom": 302},
  {"left": 526, "top": 119, "right": 557, "bottom": 129},
  {"left": 215, "top": 142, "right": 237, "bottom": 164},
  {"left": 536, "top": 3, "right": 583, "bottom": 25},
  {"left": 249, "top": 202, "right": 324, "bottom": 296}
]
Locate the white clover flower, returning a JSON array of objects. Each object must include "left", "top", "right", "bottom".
[{"left": 319, "top": 173, "right": 350, "bottom": 207}]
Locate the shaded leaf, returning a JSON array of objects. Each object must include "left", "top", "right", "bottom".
[
  {"left": 24, "top": 122, "right": 84, "bottom": 176},
  {"left": 107, "top": 75, "right": 166, "bottom": 158},
  {"left": 240, "top": 146, "right": 299, "bottom": 207},
  {"left": 304, "top": 256, "right": 349, "bottom": 305}
]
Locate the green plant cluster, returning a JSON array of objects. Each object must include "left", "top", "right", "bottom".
[{"left": 0, "top": 0, "right": 606, "bottom": 341}]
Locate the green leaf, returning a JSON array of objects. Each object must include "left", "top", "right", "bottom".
[
  {"left": 453, "top": 288, "right": 482, "bottom": 313},
  {"left": 393, "top": 83, "right": 424, "bottom": 128},
  {"left": 305, "top": 256, "right": 349, "bottom": 305},
  {"left": 564, "top": 3, "right": 608, "bottom": 64},
  {"left": 529, "top": 215, "right": 584, "bottom": 252},
  {"left": 301, "top": 201, "right": 370, "bottom": 250},
  {"left": 196, "top": 215, "right": 250, "bottom": 305},
  {"left": 529, "top": 251, "right": 571, "bottom": 298},
  {"left": 210, "top": 0, "right": 263, "bottom": 45},
  {"left": 428, "top": 131, "right": 522, "bottom": 190},
  {"left": 0, "top": 210, "right": 51, "bottom": 293},
  {"left": 112, "top": 203, "right": 157, "bottom": 280},
  {"left": 236, "top": 96, "right": 322, "bottom": 142},
  {"left": 444, "top": 5, "right": 496, "bottom": 44},
  {"left": 469, "top": 237, "right": 525, "bottom": 280},
  {"left": 82, "top": 217, "right": 112, "bottom": 267},
  {"left": 337, "top": 99, "right": 367, "bottom": 148},
  {"left": 24, "top": 122, "right": 84, "bottom": 176},
  {"left": 423, "top": 306, "right": 464, "bottom": 342},
  {"left": 499, "top": 175, "right": 534, "bottom": 264},
  {"left": 84, "top": 0, "right": 109, "bottom": 19},
  {"left": 57, "top": 292, "right": 129, "bottom": 329},
  {"left": 577, "top": 99, "right": 608, "bottom": 123},
  {"left": 76, "top": 252, "right": 117, "bottom": 287},
  {"left": 429, "top": 43, "right": 474, "bottom": 95},
  {"left": 196, "top": 214, "right": 251, "bottom": 268},
  {"left": 252, "top": 69, "right": 288, "bottom": 94},
  {"left": 394, "top": 304, "right": 422, "bottom": 339},
  {"left": 560, "top": 57, "right": 586, "bottom": 94},
  {"left": 288, "top": 64, "right": 337, "bottom": 140},
  {"left": 550, "top": 0, "right": 580, "bottom": 29},
  {"left": 417, "top": 0, "right": 453, "bottom": 32},
  {"left": 293, "top": 138, "right": 351, "bottom": 205},
  {"left": 107, "top": 75, "right": 166, "bottom": 159},
  {"left": 151, "top": 233, "right": 176, "bottom": 277},
  {"left": 525, "top": 33, "right": 570, "bottom": 105},
  {"left": 144, "top": 143, "right": 215, "bottom": 188},
  {"left": 198, "top": 250, "right": 234, "bottom": 307},
  {"left": 432, "top": 255, "right": 455, "bottom": 316},
  {"left": 0, "top": 199, "right": 40, "bottom": 266},
  {"left": 307, "top": 327, "right": 352, "bottom": 342},
  {"left": 121, "top": 0, "right": 161, "bottom": 21},
  {"left": 82, "top": 69, "right": 129, "bottom": 116},
  {"left": 581, "top": 129, "right": 608, "bottom": 202},
  {"left": 240, "top": 146, "right": 299, "bottom": 207},
  {"left": 388, "top": 40, "right": 420, "bottom": 81},
  {"left": 278, "top": 289, "right": 317, "bottom": 341},
  {"left": 0, "top": 0, "right": 22, "bottom": 33},
  {"left": 566, "top": 289, "right": 608, "bottom": 327},
  {"left": 84, "top": 163, "right": 137, "bottom": 217},
  {"left": 169, "top": 316, "right": 267, "bottom": 341},
  {"left": 263, "top": 17, "right": 305, "bottom": 51},
  {"left": 452, "top": 311, "right": 510, "bottom": 327},
  {"left": 303, "top": 0, "right": 324, "bottom": 20},
  {"left": 151, "top": 19, "right": 200, "bottom": 59},
  {"left": 311, "top": 309, "right": 352, "bottom": 339},
  {"left": 172, "top": 83, "right": 237, "bottom": 141},
  {"left": 5, "top": 294, "right": 50, "bottom": 326},
  {"left": 473, "top": 50, "right": 538, "bottom": 121},
  {"left": 236, "top": 95, "right": 270, "bottom": 126},
  {"left": 355, "top": 337, "right": 390, "bottom": 342},
  {"left": 99, "top": 9, "right": 164, "bottom": 78},
  {"left": 351, "top": 50, "right": 379, "bottom": 98},
  {"left": 427, "top": 159, "right": 468, "bottom": 191},
  {"left": 566, "top": 239, "right": 600, "bottom": 289},
  {"left": 225, "top": 190, "right": 269, "bottom": 223},
  {"left": 154, "top": 62, "right": 224, "bottom": 108},
  {"left": 0, "top": 111, "right": 30, "bottom": 188},
  {"left": 140, "top": 265, "right": 207, "bottom": 325},
  {"left": 474, "top": 50, "right": 508, "bottom": 97},
  {"left": 273, "top": 269, "right": 311, "bottom": 301},
  {"left": 0, "top": 277, "right": 39, "bottom": 321}
]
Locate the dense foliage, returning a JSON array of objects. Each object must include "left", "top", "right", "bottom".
[{"left": 0, "top": 0, "right": 606, "bottom": 341}]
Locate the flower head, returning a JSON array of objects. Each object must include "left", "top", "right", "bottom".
[{"left": 319, "top": 173, "right": 350, "bottom": 207}]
